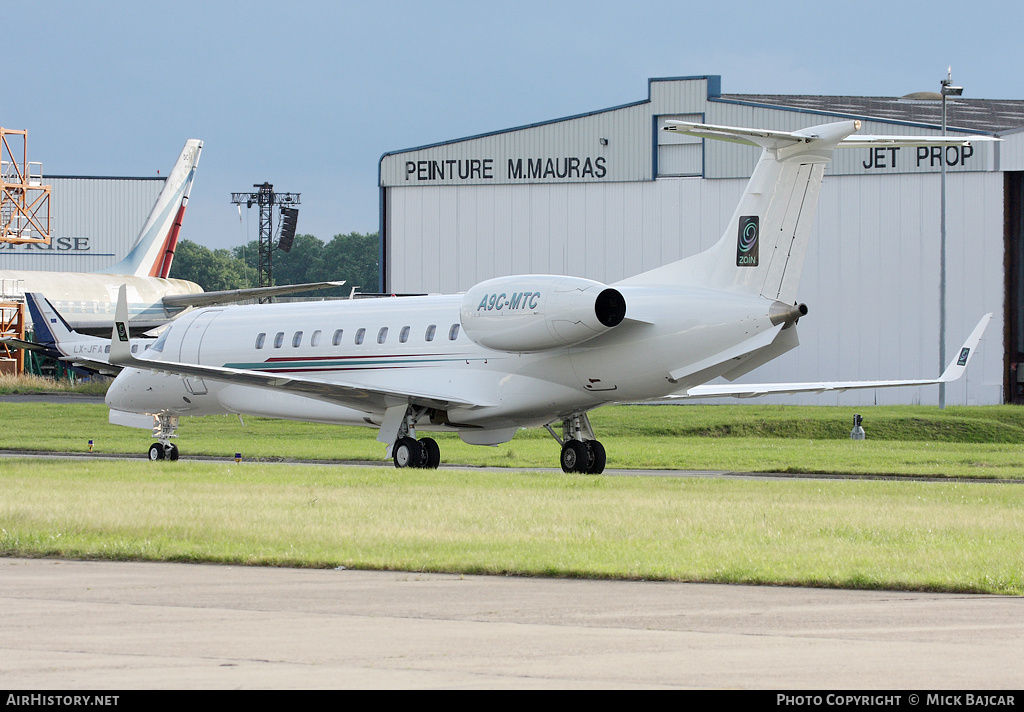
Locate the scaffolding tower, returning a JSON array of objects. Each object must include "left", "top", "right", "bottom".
[{"left": 0, "top": 128, "right": 51, "bottom": 244}]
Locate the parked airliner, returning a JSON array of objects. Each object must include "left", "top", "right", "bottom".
[
  {"left": 0, "top": 140, "right": 338, "bottom": 335},
  {"left": 105, "top": 120, "right": 993, "bottom": 470}
]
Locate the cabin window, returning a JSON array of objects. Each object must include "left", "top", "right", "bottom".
[
  {"left": 255, "top": 333, "right": 266, "bottom": 349},
  {"left": 377, "top": 327, "right": 388, "bottom": 344},
  {"left": 274, "top": 332, "right": 285, "bottom": 348},
  {"left": 355, "top": 328, "right": 365, "bottom": 345},
  {"left": 292, "top": 331, "right": 303, "bottom": 348},
  {"left": 310, "top": 330, "right": 321, "bottom": 347},
  {"left": 332, "top": 329, "right": 344, "bottom": 346},
  {"left": 448, "top": 323, "right": 460, "bottom": 341},
  {"left": 425, "top": 324, "right": 436, "bottom": 342},
  {"left": 131, "top": 345, "right": 138, "bottom": 354},
  {"left": 399, "top": 326, "right": 410, "bottom": 343}
]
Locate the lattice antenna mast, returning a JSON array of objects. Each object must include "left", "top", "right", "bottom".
[
  {"left": 230, "top": 182, "right": 300, "bottom": 302},
  {"left": 0, "top": 128, "right": 51, "bottom": 244}
]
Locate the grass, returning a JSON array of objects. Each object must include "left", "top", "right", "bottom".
[
  {"left": 0, "top": 373, "right": 111, "bottom": 395},
  {"left": 1, "top": 459, "right": 1021, "bottom": 594},
  {"left": 1, "top": 401, "right": 1022, "bottom": 478},
  {"left": 2, "top": 396, "right": 1022, "bottom": 592}
]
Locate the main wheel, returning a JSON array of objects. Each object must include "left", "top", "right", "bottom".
[
  {"left": 393, "top": 436, "right": 422, "bottom": 469},
  {"left": 419, "top": 437, "right": 441, "bottom": 469},
  {"left": 166, "top": 444, "right": 179, "bottom": 462},
  {"left": 148, "top": 443, "right": 165, "bottom": 461},
  {"left": 560, "top": 440, "right": 589, "bottom": 473},
  {"left": 585, "top": 440, "right": 606, "bottom": 474}
]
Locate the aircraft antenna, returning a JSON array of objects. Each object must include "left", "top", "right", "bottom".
[
  {"left": 0, "top": 128, "right": 51, "bottom": 245},
  {"left": 230, "top": 182, "right": 300, "bottom": 302}
]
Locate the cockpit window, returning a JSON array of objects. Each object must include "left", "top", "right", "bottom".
[{"left": 150, "top": 328, "right": 170, "bottom": 353}]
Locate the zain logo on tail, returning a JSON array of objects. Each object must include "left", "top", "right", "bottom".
[{"left": 737, "top": 216, "right": 759, "bottom": 267}]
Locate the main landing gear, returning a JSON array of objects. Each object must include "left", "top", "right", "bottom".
[
  {"left": 390, "top": 406, "right": 441, "bottom": 469},
  {"left": 547, "top": 412, "right": 606, "bottom": 474},
  {"left": 147, "top": 415, "right": 180, "bottom": 461},
  {"left": 392, "top": 435, "right": 441, "bottom": 469}
]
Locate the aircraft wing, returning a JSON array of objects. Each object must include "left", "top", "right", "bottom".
[
  {"left": 669, "top": 314, "right": 992, "bottom": 400},
  {"left": 111, "top": 286, "right": 490, "bottom": 411},
  {"left": 161, "top": 281, "right": 346, "bottom": 309}
]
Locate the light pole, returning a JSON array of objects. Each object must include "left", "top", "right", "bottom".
[{"left": 939, "top": 68, "right": 963, "bottom": 409}]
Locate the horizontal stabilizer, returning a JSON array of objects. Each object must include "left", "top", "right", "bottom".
[
  {"left": 0, "top": 336, "right": 45, "bottom": 352},
  {"left": 663, "top": 120, "right": 999, "bottom": 149}
]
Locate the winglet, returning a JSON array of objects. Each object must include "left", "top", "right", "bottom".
[
  {"left": 110, "top": 285, "right": 135, "bottom": 367},
  {"left": 938, "top": 313, "right": 992, "bottom": 383}
]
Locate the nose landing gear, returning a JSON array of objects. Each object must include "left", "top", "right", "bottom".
[
  {"left": 148, "top": 442, "right": 179, "bottom": 461},
  {"left": 146, "top": 415, "right": 180, "bottom": 461}
]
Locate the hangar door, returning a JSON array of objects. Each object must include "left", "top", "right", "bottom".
[{"left": 1006, "top": 172, "right": 1024, "bottom": 403}]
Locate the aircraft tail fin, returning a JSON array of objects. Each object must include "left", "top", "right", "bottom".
[
  {"left": 24, "top": 292, "right": 77, "bottom": 351},
  {"left": 617, "top": 121, "right": 857, "bottom": 301},
  {"left": 96, "top": 139, "right": 202, "bottom": 278},
  {"left": 616, "top": 120, "right": 993, "bottom": 304}
]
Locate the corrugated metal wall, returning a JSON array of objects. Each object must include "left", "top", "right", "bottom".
[
  {"left": 382, "top": 77, "right": 1006, "bottom": 405},
  {"left": 0, "top": 177, "right": 165, "bottom": 272}
]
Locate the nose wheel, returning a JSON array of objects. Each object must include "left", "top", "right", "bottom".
[{"left": 148, "top": 442, "right": 179, "bottom": 461}]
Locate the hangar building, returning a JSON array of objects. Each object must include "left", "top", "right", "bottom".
[
  {"left": 0, "top": 176, "right": 165, "bottom": 274},
  {"left": 379, "top": 75, "right": 1024, "bottom": 406}
]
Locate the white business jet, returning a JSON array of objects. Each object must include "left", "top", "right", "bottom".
[{"left": 105, "top": 119, "right": 993, "bottom": 469}]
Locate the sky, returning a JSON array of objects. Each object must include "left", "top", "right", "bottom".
[{"left": 6, "top": 0, "right": 1023, "bottom": 251}]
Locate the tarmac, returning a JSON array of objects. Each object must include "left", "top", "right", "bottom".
[{"left": 1, "top": 557, "right": 1021, "bottom": 690}]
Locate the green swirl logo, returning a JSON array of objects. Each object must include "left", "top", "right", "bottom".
[{"left": 736, "top": 216, "right": 759, "bottom": 267}]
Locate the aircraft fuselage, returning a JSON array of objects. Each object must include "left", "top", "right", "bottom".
[{"left": 105, "top": 287, "right": 780, "bottom": 435}]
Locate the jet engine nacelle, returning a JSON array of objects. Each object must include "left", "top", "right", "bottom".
[{"left": 460, "top": 275, "right": 626, "bottom": 353}]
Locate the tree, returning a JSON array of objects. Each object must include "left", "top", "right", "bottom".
[
  {"left": 170, "top": 231, "right": 381, "bottom": 298},
  {"left": 323, "top": 232, "right": 381, "bottom": 294},
  {"left": 271, "top": 234, "right": 326, "bottom": 287},
  {"left": 168, "top": 239, "right": 251, "bottom": 291}
]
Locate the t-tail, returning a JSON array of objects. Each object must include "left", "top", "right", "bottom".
[
  {"left": 616, "top": 120, "right": 989, "bottom": 303},
  {"left": 96, "top": 139, "right": 203, "bottom": 279},
  {"left": 617, "top": 120, "right": 859, "bottom": 302}
]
